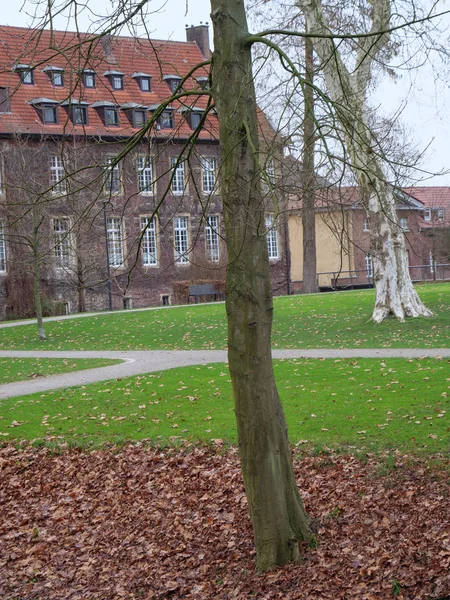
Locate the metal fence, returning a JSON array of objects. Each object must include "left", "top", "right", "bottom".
[{"left": 292, "top": 263, "right": 450, "bottom": 291}]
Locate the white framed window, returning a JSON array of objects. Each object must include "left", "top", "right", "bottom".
[
  {"left": 365, "top": 253, "right": 373, "bottom": 278},
  {"left": 174, "top": 216, "right": 189, "bottom": 264},
  {"left": 205, "top": 215, "right": 220, "bottom": 262},
  {"left": 363, "top": 216, "right": 369, "bottom": 232},
  {"left": 266, "top": 214, "right": 279, "bottom": 259},
  {"left": 0, "top": 221, "right": 6, "bottom": 273},
  {"left": 50, "top": 155, "right": 66, "bottom": 193},
  {"left": 104, "top": 156, "right": 121, "bottom": 194},
  {"left": 106, "top": 217, "right": 124, "bottom": 267},
  {"left": 201, "top": 157, "right": 216, "bottom": 194},
  {"left": 141, "top": 217, "right": 157, "bottom": 266},
  {"left": 424, "top": 208, "right": 431, "bottom": 222},
  {"left": 53, "top": 218, "right": 71, "bottom": 268},
  {"left": 429, "top": 252, "right": 435, "bottom": 274},
  {"left": 170, "top": 157, "right": 185, "bottom": 195},
  {"left": 21, "top": 69, "right": 34, "bottom": 85},
  {"left": 266, "top": 159, "right": 275, "bottom": 183},
  {"left": 399, "top": 217, "right": 409, "bottom": 231},
  {"left": 437, "top": 208, "right": 445, "bottom": 221},
  {"left": 83, "top": 71, "right": 96, "bottom": 88},
  {"left": 137, "top": 156, "right": 154, "bottom": 195}
]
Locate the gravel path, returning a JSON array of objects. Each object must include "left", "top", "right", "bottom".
[{"left": 1, "top": 347, "right": 450, "bottom": 399}]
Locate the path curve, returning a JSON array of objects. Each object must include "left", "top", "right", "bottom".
[{"left": 1, "top": 348, "right": 450, "bottom": 399}]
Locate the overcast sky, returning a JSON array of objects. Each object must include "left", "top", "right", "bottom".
[{"left": 3, "top": 0, "right": 449, "bottom": 186}]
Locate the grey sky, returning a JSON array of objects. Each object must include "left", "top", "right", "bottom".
[{"left": 3, "top": 0, "right": 449, "bottom": 186}]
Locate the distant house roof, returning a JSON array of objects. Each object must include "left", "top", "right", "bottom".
[{"left": 403, "top": 187, "right": 450, "bottom": 227}]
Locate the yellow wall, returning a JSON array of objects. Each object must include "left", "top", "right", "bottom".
[{"left": 289, "top": 212, "right": 354, "bottom": 286}]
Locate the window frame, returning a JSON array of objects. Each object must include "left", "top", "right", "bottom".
[
  {"left": 42, "top": 105, "right": 59, "bottom": 124},
  {"left": 137, "top": 156, "right": 154, "bottom": 195},
  {"left": 159, "top": 110, "right": 174, "bottom": 129},
  {"left": 104, "top": 156, "right": 122, "bottom": 195},
  {"left": 399, "top": 216, "right": 409, "bottom": 231},
  {"left": 105, "top": 107, "right": 120, "bottom": 127},
  {"left": 170, "top": 157, "right": 186, "bottom": 195},
  {"left": 423, "top": 208, "right": 431, "bottom": 222},
  {"left": 266, "top": 214, "right": 279, "bottom": 260},
  {"left": 52, "top": 217, "right": 71, "bottom": 268},
  {"left": 0, "top": 87, "right": 11, "bottom": 113},
  {"left": 141, "top": 216, "right": 158, "bottom": 267},
  {"left": 21, "top": 69, "right": 34, "bottom": 85},
  {"left": 51, "top": 71, "right": 64, "bottom": 87},
  {"left": 163, "top": 76, "right": 182, "bottom": 94},
  {"left": 106, "top": 217, "right": 124, "bottom": 268},
  {"left": 132, "top": 109, "right": 147, "bottom": 128},
  {"left": 138, "top": 77, "right": 152, "bottom": 92},
  {"left": 83, "top": 71, "right": 96, "bottom": 88},
  {"left": 363, "top": 216, "right": 370, "bottom": 232},
  {"left": 205, "top": 215, "right": 220, "bottom": 262},
  {"left": 0, "top": 220, "right": 6, "bottom": 273},
  {"left": 50, "top": 155, "right": 66, "bottom": 193},
  {"left": 201, "top": 157, "right": 217, "bottom": 194},
  {"left": 173, "top": 215, "right": 189, "bottom": 265},
  {"left": 71, "top": 105, "right": 88, "bottom": 125},
  {"left": 365, "top": 253, "right": 374, "bottom": 278}
]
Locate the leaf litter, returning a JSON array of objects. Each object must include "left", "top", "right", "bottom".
[{"left": 0, "top": 444, "right": 449, "bottom": 599}]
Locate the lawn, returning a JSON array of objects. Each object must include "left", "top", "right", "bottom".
[
  {"left": 0, "top": 357, "right": 121, "bottom": 384},
  {"left": 2, "top": 357, "right": 448, "bottom": 454},
  {"left": 0, "top": 283, "right": 449, "bottom": 351}
]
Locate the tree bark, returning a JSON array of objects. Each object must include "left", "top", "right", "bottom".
[
  {"left": 210, "top": 0, "right": 312, "bottom": 572},
  {"left": 298, "top": 0, "right": 432, "bottom": 322},
  {"left": 301, "top": 35, "right": 318, "bottom": 294},
  {"left": 32, "top": 208, "right": 46, "bottom": 341}
]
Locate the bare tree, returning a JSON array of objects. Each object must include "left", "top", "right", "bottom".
[{"left": 295, "top": 0, "right": 433, "bottom": 322}]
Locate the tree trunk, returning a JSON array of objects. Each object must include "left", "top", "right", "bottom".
[
  {"left": 301, "top": 35, "right": 318, "bottom": 294},
  {"left": 32, "top": 210, "right": 46, "bottom": 341},
  {"left": 299, "top": 0, "right": 432, "bottom": 322},
  {"left": 210, "top": 0, "right": 312, "bottom": 572}
]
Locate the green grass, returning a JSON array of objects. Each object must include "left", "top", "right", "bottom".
[
  {"left": 0, "top": 357, "right": 122, "bottom": 384},
  {"left": 1, "top": 358, "right": 448, "bottom": 454},
  {"left": 0, "top": 283, "right": 448, "bottom": 351}
]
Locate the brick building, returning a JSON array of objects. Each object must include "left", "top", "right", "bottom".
[
  {"left": 0, "top": 24, "right": 288, "bottom": 319},
  {"left": 287, "top": 182, "right": 450, "bottom": 290}
]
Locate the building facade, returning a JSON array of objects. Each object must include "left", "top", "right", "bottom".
[
  {"left": 0, "top": 25, "right": 287, "bottom": 319},
  {"left": 287, "top": 184, "right": 450, "bottom": 291}
]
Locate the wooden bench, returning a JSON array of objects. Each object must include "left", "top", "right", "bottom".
[{"left": 188, "top": 284, "right": 225, "bottom": 304}]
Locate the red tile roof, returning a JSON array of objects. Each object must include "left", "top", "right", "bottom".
[
  {"left": 403, "top": 187, "right": 450, "bottom": 227},
  {"left": 0, "top": 25, "right": 217, "bottom": 140}
]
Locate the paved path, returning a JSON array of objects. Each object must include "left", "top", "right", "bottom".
[{"left": 1, "top": 348, "right": 450, "bottom": 399}]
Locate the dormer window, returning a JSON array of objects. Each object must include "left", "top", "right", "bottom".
[
  {"left": 181, "top": 107, "right": 203, "bottom": 130},
  {"left": 61, "top": 100, "right": 89, "bottom": 125},
  {"left": 0, "top": 87, "right": 11, "bottom": 113},
  {"left": 149, "top": 104, "right": 174, "bottom": 129},
  {"left": 29, "top": 98, "right": 59, "bottom": 124},
  {"left": 132, "top": 72, "right": 152, "bottom": 92},
  {"left": 163, "top": 75, "right": 182, "bottom": 94},
  {"left": 43, "top": 66, "right": 64, "bottom": 87},
  {"left": 160, "top": 110, "right": 174, "bottom": 129},
  {"left": 82, "top": 69, "right": 96, "bottom": 88},
  {"left": 92, "top": 101, "right": 120, "bottom": 127},
  {"left": 196, "top": 76, "right": 209, "bottom": 89},
  {"left": 104, "top": 70, "right": 124, "bottom": 90},
  {"left": 121, "top": 103, "right": 148, "bottom": 128},
  {"left": 13, "top": 64, "right": 34, "bottom": 85}
]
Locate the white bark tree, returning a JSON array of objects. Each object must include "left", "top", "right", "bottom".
[{"left": 296, "top": 0, "right": 433, "bottom": 322}]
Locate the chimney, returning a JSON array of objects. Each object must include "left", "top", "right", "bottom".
[{"left": 185, "top": 23, "right": 211, "bottom": 59}]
